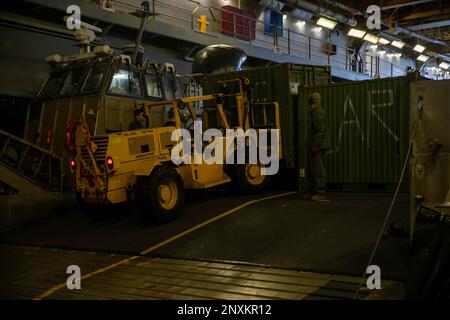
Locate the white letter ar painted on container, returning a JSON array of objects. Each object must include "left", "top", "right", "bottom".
[
  {"left": 332, "top": 95, "right": 364, "bottom": 153},
  {"left": 66, "top": 5, "right": 81, "bottom": 30},
  {"left": 366, "top": 5, "right": 381, "bottom": 30},
  {"left": 66, "top": 265, "right": 81, "bottom": 290},
  {"left": 367, "top": 90, "right": 399, "bottom": 149},
  {"left": 366, "top": 265, "right": 381, "bottom": 289}
]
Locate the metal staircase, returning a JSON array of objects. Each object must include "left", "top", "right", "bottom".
[{"left": 0, "top": 129, "right": 63, "bottom": 192}]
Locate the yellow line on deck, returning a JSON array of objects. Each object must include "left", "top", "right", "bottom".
[{"left": 33, "top": 191, "right": 296, "bottom": 300}]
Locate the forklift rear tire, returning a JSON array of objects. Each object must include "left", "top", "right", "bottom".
[
  {"left": 232, "top": 163, "right": 272, "bottom": 195},
  {"left": 139, "top": 167, "right": 184, "bottom": 223}
]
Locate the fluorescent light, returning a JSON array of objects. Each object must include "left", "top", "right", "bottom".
[
  {"left": 316, "top": 17, "right": 337, "bottom": 30},
  {"left": 370, "top": 44, "right": 378, "bottom": 49},
  {"left": 417, "top": 54, "right": 429, "bottom": 62},
  {"left": 439, "top": 62, "right": 450, "bottom": 70},
  {"left": 296, "top": 20, "right": 306, "bottom": 26},
  {"left": 387, "top": 53, "right": 401, "bottom": 58},
  {"left": 348, "top": 28, "right": 366, "bottom": 38},
  {"left": 378, "top": 37, "right": 390, "bottom": 45},
  {"left": 414, "top": 44, "right": 426, "bottom": 53},
  {"left": 378, "top": 50, "right": 386, "bottom": 55},
  {"left": 391, "top": 40, "right": 405, "bottom": 49},
  {"left": 363, "top": 33, "right": 379, "bottom": 44}
]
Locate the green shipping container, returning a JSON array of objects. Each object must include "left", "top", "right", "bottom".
[
  {"left": 202, "top": 63, "right": 331, "bottom": 168},
  {"left": 299, "top": 76, "right": 410, "bottom": 189}
]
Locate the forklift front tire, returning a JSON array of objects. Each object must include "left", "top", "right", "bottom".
[
  {"left": 139, "top": 167, "right": 184, "bottom": 223},
  {"left": 232, "top": 163, "right": 272, "bottom": 195}
]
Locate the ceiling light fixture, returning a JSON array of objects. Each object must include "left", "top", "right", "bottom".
[
  {"left": 391, "top": 40, "right": 405, "bottom": 49},
  {"left": 414, "top": 44, "right": 426, "bottom": 53},
  {"left": 316, "top": 17, "right": 337, "bottom": 30},
  {"left": 439, "top": 61, "right": 450, "bottom": 70},
  {"left": 348, "top": 28, "right": 366, "bottom": 38},
  {"left": 417, "top": 54, "right": 429, "bottom": 62},
  {"left": 363, "top": 33, "right": 379, "bottom": 44}
]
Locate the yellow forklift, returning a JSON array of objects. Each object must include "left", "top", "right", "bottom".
[{"left": 71, "top": 79, "right": 281, "bottom": 222}]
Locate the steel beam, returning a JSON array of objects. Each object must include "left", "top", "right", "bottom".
[
  {"left": 381, "top": 0, "right": 435, "bottom": 10},
  {"left": 409, "top": 20, "right": 450, "bottom": 31}
]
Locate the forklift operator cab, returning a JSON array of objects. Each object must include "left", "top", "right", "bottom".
[
  {"left": 103, "top": 59, "right": 176, "bottom": 134},
  {"left": 24, "top": 52, "right": 179, "bottom": 161}
]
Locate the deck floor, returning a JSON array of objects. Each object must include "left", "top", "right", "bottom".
[
  {"left": 0, "top": 244, "right": 403, "bottom": 300},
  {"left": 0, "top": 190, "right": 409, "bottom": 300}
]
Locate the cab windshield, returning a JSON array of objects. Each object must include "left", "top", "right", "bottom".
[
  {"left": 109, "top": 68, "right": 142, "bottom": 96},
  {"left": 39, "top": 61, "right": 109, "bottom": 98},
  {"left": 39, "top": 69, "right": 69, "bottom": 98},
  {"left": 83, "top": 62, "right": 108, "bottom": 93},
  {"left": 62, "top": 65, "right": 89, "bottom": 95}
]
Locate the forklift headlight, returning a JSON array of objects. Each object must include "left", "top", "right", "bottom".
[{"left": 106, "top": 156, "right": 114, "bottom": 169}]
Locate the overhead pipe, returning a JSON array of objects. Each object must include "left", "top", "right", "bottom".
[
  {"left": 289, "top": 6, "right": 315, "bottom": 21},
  {"left": 381, "top": 0, "right": 435, "bottom": 10},
  {"left": 322, "top": 0, "right": 435, "bottom": 15},
  {"left": 259, "top": 0, "right": 314, "bottom": 22},
  {"left": 435, "top": 53, "right": 450, "bottom": 62},
  {"left": 286, "top": 0, "right": 357, "bottom": 26},
  {"left": 322, "top": 0, "right": 450, "bottom": 48},
  {"left": 393, "top": 23, "right": 450, "bottom": 47},
  {"left": 261, "top": 0, "right": 450, "bottom": 50},
  {"left": 409, "top": 20, "right": 450, "bottom": 31},
  {"left": 259, "top": 0, "right": 284, "bottom": 12},
  {"left": 320, "top": 0, "right": 364, "bottom": 16}
]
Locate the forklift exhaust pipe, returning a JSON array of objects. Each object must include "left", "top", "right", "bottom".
[{"left": 132, "top": 1, "right": 151, "bottom": 65}]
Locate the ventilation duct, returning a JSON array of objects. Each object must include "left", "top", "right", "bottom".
[
  {"left": 286, "top": 0, "right": 357, "bottom": 26},
  {"left": 289, "top": 7, "right": 314, "bottom": 21},
  {"left": 321, "top": 0, "right": 364, "bottom": 16},
  {"left": 393, "top": 24, "right": 449, "bottom": 47},
  {"left": 259, "top": 0, "right": 314, "bottom": 22},
  {"left": 259, "top": 0, "right": 285, "bottom": 12}
]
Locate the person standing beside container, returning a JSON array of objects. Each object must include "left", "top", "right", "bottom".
[{"left": 304, "top": 92, "right": 330, "bottom": 201}]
